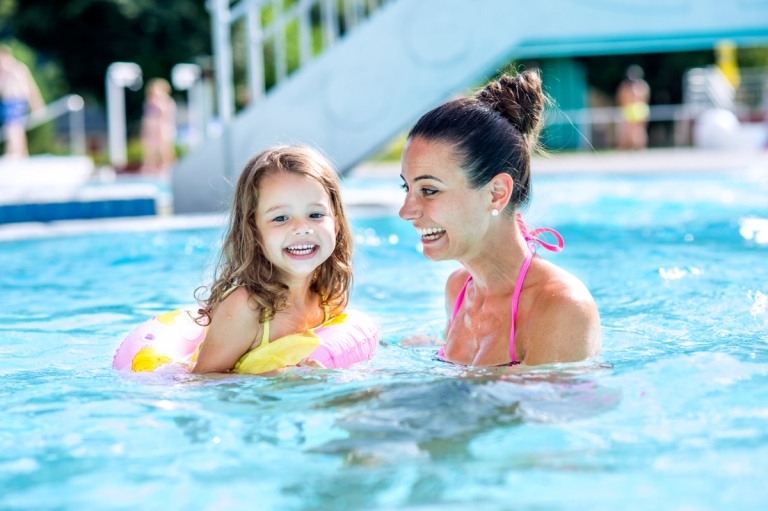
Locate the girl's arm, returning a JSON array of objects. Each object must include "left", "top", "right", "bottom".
[{"left": 191, "top": 287, "right": 262, "bottom": 373}]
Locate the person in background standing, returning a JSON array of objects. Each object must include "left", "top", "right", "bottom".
[
  {"left": 0, "top": 45, "right": 44, "bottom": 157},
  {"left": 140, "top": 78, "right": 177, "bottom": 174},
  {"left": 616, "top": 65, "right": 651, "bottom": 151}
]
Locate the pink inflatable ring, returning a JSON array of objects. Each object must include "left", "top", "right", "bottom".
[{"left": 113, "top": 308, "right": 379, "bottom": 374}]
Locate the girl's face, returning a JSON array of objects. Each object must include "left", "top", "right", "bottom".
[
  {"left": 256, "top": 171, "right": 337, "bottom": 281},
  {"left": 399, "top": 137, "right": 491, "bottom": 262}
]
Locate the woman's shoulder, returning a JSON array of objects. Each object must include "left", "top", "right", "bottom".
[
  {"left": 535, "top": 259, "right": 593, "bottom": 299},
  {"left": 445, "top": 267, "right": 471, "bottom": 298},
  {"left": 528, "top": 259, "right": 599, "bottom": 330},
  {"left": 524, "top": 260, "right": 601, "bottom": 363}
]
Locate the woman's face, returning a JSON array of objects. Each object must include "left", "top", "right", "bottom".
[{"left": 399, "top": 137, "right": 491, "bottom": 261}]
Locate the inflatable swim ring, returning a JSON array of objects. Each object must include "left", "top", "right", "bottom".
[
  {"left": 112, "top": 308, "right": 204, "bottom": 372},
  {"left": 112, "top": 308, "right": 379, "bottom": 374}
]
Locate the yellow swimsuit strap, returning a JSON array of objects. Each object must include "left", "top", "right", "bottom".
[
  {"left": 220, "top": 285, "right": 240, "bottom": 301},
  {"left": 262, "top": 318, "right": 270, "bottom": 345},
  {"left": 234, "top": 304, "right": 331, "bottom": 375},
  {"left": 259, "top": 305, "right": 329, "bottom": 346}
]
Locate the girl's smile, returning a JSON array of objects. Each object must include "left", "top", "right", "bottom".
[{"left": 257, "top": 171, "right": 337, "bottom": 277}]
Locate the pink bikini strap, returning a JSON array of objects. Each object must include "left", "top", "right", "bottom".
[
  {"left": 517, "top": 213, "right": 564, "bottom": 253},
  {"left": 509, "top": 214, "right": 565, "bottom": 363},
  {"left": 449, "top": 276, "right": 472, "bottom": 324},
  {"left": 509, "top": 252, "right": 533, "bottom": 363}
]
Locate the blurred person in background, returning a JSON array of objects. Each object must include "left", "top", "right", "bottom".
[
  {"left": 616, "top": 65, "right": 650, "bottom": 150},
  {"left": 0, "top": 44, "right": 44, "bottom": 157},
  {"left": 140, "top": 78, "right": 177, "bottom": 175}
]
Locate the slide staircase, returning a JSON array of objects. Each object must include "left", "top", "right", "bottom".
[{"left": 173, "top": 0, "right": 768, "bottom": 213}]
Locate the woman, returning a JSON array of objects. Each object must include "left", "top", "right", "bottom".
[
  {"left": 140, "top": 78, "right": 177, "bottom": 174},
  {"left": 399, "top": 69, "right": 601, "bottom": 367}
]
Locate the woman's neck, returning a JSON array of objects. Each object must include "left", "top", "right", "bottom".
[{"left": 459, "top": 219, "right": 530, "bottom": 295}]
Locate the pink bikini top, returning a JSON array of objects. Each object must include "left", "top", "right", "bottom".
[{"left": 439, "top": 215, "right": 564, "bottom": 365}]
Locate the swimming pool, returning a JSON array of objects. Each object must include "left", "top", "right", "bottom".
[{"left": 2, "top": 167, "right": 767, "bottom": 510}]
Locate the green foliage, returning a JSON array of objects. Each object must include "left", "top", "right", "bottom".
[
  {"left": 6, "top": 0, "right": 211, "bottom": 106},
  {"left": 370, "top": 131, "right": 407, "bottom": 162},
  {"left": 737, "top": 46, "right": 768, "bottom": 68},
  {"left": 0, "top": 0, "right": 15, "bottom": 22}
]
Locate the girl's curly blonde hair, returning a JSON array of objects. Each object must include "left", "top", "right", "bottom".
[{"left": 196, "top": 145, "right": 353, "bottom": 324}]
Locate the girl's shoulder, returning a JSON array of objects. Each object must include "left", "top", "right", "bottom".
[{"left": 215, "top": 286, "right": 262, "bottom": 319}]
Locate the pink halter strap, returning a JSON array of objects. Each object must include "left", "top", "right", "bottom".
[
  {"left": 447, "top": 215, "right": 564, "bottom": 364},
  {"left": 509, "top": 215, "right": 564, "bottom": 362},
  {"left": 517, "top": 213, "right": 564, "bottom": 253}
]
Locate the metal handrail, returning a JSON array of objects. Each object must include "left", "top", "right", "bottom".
[
  {"left": 544, "top": 103, "right": 755, "bottom": 147},
  {"left": 0, "top": 93, "right": 86, "bottom": 155},
  {"left": 208, "top": 0, "right": 391, "bottom": 123}
]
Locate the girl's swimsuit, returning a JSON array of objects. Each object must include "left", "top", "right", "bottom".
[
  {"left": 233, "top": 305, "right": 334, "bottom": 374},
  {"left": 437, "top": 219, "right": 564, "bottom": 365},
  {"left": 204, "top": 286, "right": 334, "bottom": 373}
]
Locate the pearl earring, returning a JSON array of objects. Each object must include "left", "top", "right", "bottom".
[{"left": 491, "top": 209, "right": 499, "bottom": 217}]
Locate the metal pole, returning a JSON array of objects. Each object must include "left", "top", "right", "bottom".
[
  {"left": 172, "top": 63, "right": 203, "bottom": 148},
  {"left": 67, "top": 94, "right": 86, "bottom": 155},
  {"left": 298, "top": 0, "right": 312, "bottom": 65},
  {"left": 273, "top": 0, "right": 287, "bottom": 84},
  {"left": 246, "top": 6, "right": 265, "bottom": 104},
  {"left": 188, "top": 80, "right": 205, "bottom": 147},
  {"left": 210, "top": 0, "right": 234, "bottom": 123},
  {"left": 322, "top": 0, "right": 337, "bottom": 49},
  {"left": 106, "top": 62, "right": 141, "bottom": 170}
]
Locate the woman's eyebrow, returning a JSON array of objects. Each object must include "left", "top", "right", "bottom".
[{"left": 400, "top": 174, "right": 443, "bottom": 183}]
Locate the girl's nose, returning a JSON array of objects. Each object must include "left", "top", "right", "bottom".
[{"left": 293, "top": 222, "right": 314, "bottom": 235}]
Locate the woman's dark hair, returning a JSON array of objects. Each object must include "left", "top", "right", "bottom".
[{"left": 407, "top": 69, "right": 545, "bottom": 211}]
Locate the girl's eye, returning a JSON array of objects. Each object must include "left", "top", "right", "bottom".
[
  {"left": 309, "top": 212, "right": 325, "bottom": 219},
  {"left": 272, "top": 215, "right": 288, "bottom": 222},
  {"left": 421, "top": 187, "right": 438, "bottom": 196},
  {"left": 400, "top": 183, "right": 409, "bottom": 192}
]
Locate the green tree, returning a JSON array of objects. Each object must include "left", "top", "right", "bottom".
[{"left": 6, "top": 0, "right": 211, "bottom": 107}]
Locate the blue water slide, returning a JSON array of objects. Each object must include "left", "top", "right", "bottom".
[{"left": 172, "top": 0, "right": 768, "bottom": 213}]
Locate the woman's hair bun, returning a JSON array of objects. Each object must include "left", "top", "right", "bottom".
[{"left": 477, "top": 69, "right": 545, "bottom": 137}]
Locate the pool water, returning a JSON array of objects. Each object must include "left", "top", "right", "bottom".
[{"left": 2, "top": 169, "right": 767, "bottom": 510}]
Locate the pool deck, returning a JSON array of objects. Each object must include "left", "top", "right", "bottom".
[{"left": 1, "top": 147, "right": 767, "bottom": 240}]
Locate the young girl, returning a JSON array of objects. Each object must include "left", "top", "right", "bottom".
[{"left": 190, "top": 145, "right": 354, "bottom": 374}]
